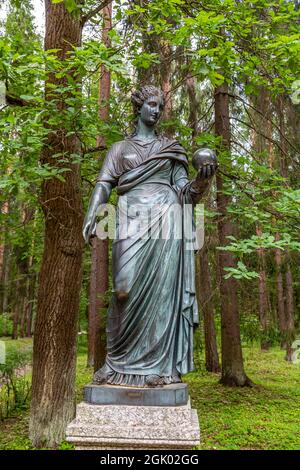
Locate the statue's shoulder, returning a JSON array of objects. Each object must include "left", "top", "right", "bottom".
[
  {"left": 107, "top": 139, "right": 128, "bottom": 157},
  {"left": 166, "top": 140, "right": 187, "bottom": 159},
  {"left": 109, "top": 139, "right": 126, "bottom": 149},
  {"left": 159, "top": 134, "right": 186, "bottom": 151}
]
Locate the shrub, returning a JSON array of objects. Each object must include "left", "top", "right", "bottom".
[
  {"left": 0, "top": 344, "right": 32, "bottom": 420},
  {"left": 0, "top": 314, "right": 13, "bottom": 337}
]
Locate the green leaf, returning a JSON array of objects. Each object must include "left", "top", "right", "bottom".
[{"left": 19, "top": 95, "right": 35, "bottom": 101}]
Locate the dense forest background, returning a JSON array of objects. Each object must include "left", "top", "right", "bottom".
[{"left": 0, "top": 0, "right": 299, "bottom": 449}]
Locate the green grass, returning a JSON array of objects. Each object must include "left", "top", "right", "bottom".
[
  {"left": 188, "top": 347, "right": 300, "bottom": 450},
  {"left": 0, "top": 340, "right": 299, "bottom": 450},
  {"left": 0, "top": 336, "right": 33, "bottom": 350}
]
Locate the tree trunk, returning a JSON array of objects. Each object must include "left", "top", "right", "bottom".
[
  {"left": 134, "top": 1, "right": 160, "bottom": 85},
  {"left": 284, "top": 258, "right": 295, "bottom": 361},
  {"left": 87, "top": 237, "right": 99, "bottom": 367},
  {"left": 256, "top": 227, "right": 271, "bottom": 350},
  {"left": 88, "top": 237, "right": 109, "bottom": 370},
  {"left": 22, "top": 255, "right": 33, "bottom": 337},
  {"left": 186, "top": 71, "right": 198, "bottom": 142},
  {"left": 275, "top": 239, "right": 286, "bottom": 347},
  {"left": 29, "top": 1, "right": 84, "bottom": 448},
  {"left": 0, "top": 201, "right": 9, "bottom": 285},
  {"left": 278, "top": 96, "right": 288, "bottom": 179},
  {"left": 158, "top": 19, "right": 176, "bottom": 137},
  {"left": 26, "top": 271, "right": 36, "bottom": 338},
  {"left": 160, "top": 39, "right": 173, "bottom": 122},
  {"left": 19, "top": 293, "right": 27, "bottom": 338},
  {"left": 251, "top": 89, "right": 272, "bottom": 350},
  {"left": 1, "top": 228, "right": 11, "bottom": 319},
  {"left": 197, "top": 248, "right": 220, "bottom": 373},
  {"left": 92, "top": 239, "right": 109, "bottom": 372},
  {"left": 12, "top": 277, "right": 20, "bottom": 340},
  {"left": 13, "top": 240, "right": 30, "bottom": 339},
  {"left": 87, "top": 3, "right": 112, "bottom": 371},
  {"left": 134, "top": 0, "right": 174, "bottom": 116},
  {"left": 277, "top": 97, "right": 295, "bottom": 359},
  {"left": 185, "top": 64, "right": 220, "bottom": 373},
  {"left": 214, "top": 83, "right": 252, "bottom": 387}
]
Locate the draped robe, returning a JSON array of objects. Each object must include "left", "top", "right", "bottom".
[{"left": 96, "top": 135, "right": 204, "bottom": 386}]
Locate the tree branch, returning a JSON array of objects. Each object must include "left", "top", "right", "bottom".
[
  {"left": 217, "top": 168, "right": 300, "bottom": 228},
  {"left": 5, "top": 93, "right": 28, "bottom": 107},
  {"left": 81, "top": 0, "right": 112, "bottom": 26},
  {"left": 229, "top": 115, "right": 289, "bottom": 158},
  {"left": 81, "top": 177, "right": 95, "bottom": 187},
  {"left": 82, "top": 145, "right": 107, "bottom": 155},
  {"left": 230, "top": 92, "right": 300, "bottom": 156}
]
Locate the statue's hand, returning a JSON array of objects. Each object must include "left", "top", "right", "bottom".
[
  {"left": 82, "top": 219, "right": 96, "bottom": 245},
  {"left": 82, "top": 181, "right": 113, "bottom": 246},
  {"left": 192, "top": 148, "right": 218, "bottom": 180}
]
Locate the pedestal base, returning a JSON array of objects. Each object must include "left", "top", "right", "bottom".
[{"left": 66, "top": 400, "right": 200, "bottom": 450}]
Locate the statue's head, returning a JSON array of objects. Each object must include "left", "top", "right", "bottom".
[{"left": 131, "top": 85, "right": 165, "bottom": 127}]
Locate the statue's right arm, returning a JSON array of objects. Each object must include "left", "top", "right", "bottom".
[{"left": 82, "top": 181, "right": 113, "bottom": 245}]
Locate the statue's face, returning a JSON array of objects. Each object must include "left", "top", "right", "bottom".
[{"left": 139, "top": 95, "right": 164, "bottom": 126}]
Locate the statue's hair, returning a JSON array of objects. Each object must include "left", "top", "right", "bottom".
[{"left": 131, "top": 85, "right": 165, "bottom": 117}]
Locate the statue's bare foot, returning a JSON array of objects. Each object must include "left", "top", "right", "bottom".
[
  {"left": 93, "top": 364, "right": 113, "bottom": 385},
  {"left": 145, "top": 374, "right": 165, "bottom": 387}
]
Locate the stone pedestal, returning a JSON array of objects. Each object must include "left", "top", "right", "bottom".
[{"left": 66, "top": 384, "right": 200, "bottom": 450}]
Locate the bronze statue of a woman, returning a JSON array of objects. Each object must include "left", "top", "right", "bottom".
[{"left": 83, "top": 85, "right": 217, "bottom": 387}]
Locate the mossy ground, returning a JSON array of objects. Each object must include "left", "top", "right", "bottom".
[
  {"left": 188, "top": 347, "right": 300, "bottom": 450},
  {"left": 0, "top": 339, "right": 299, "bottom": 450}
]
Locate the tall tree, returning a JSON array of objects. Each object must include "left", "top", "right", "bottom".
[
  {"left": 185, "top": 70, "right": 220, "bottom": 372},
  {"left": 159, "top": 35, "right": 173, "bottom": 125},
  {"left": 256, "top": 227, "right": 271, "bottom": 350},
  {"left": 277, "top": 96, "right": 296, "bottom": 361},
  {"left": 215, "top": 82, "right": 252, "bottom": 386},
  {"left": 251, "top": 88, "right": 273, "bottom": 350},
  {"left": 197, "top": 246, "right": 221, "bottom": 373},
  {"left": 0, "top": 200, "right": 10, "bottom": 320},
  {"left": 29, "top": 0, "right": 84, "bottom": 447},
  {"left": 0, "top": 1, "right": 42, "bottom": 344},
  {"left": 29, "top": 0, "right": 112, "bottom": 447},
  {"left": 88, "top": 2, "right": 112, "bottom": 371}
]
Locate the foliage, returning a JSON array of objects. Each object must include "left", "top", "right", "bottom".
[
  {"left": 1, "top": 0, "right": 299, "bottom": 294},
  {"left": 0, "top": 338, "right": 32, "bottom": 420},
  {"left": 223, "top": 261, "right": 259, "bottom": 280},
  {"left": 0, "top": 315, "right": 13, "bottom": 337}
]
